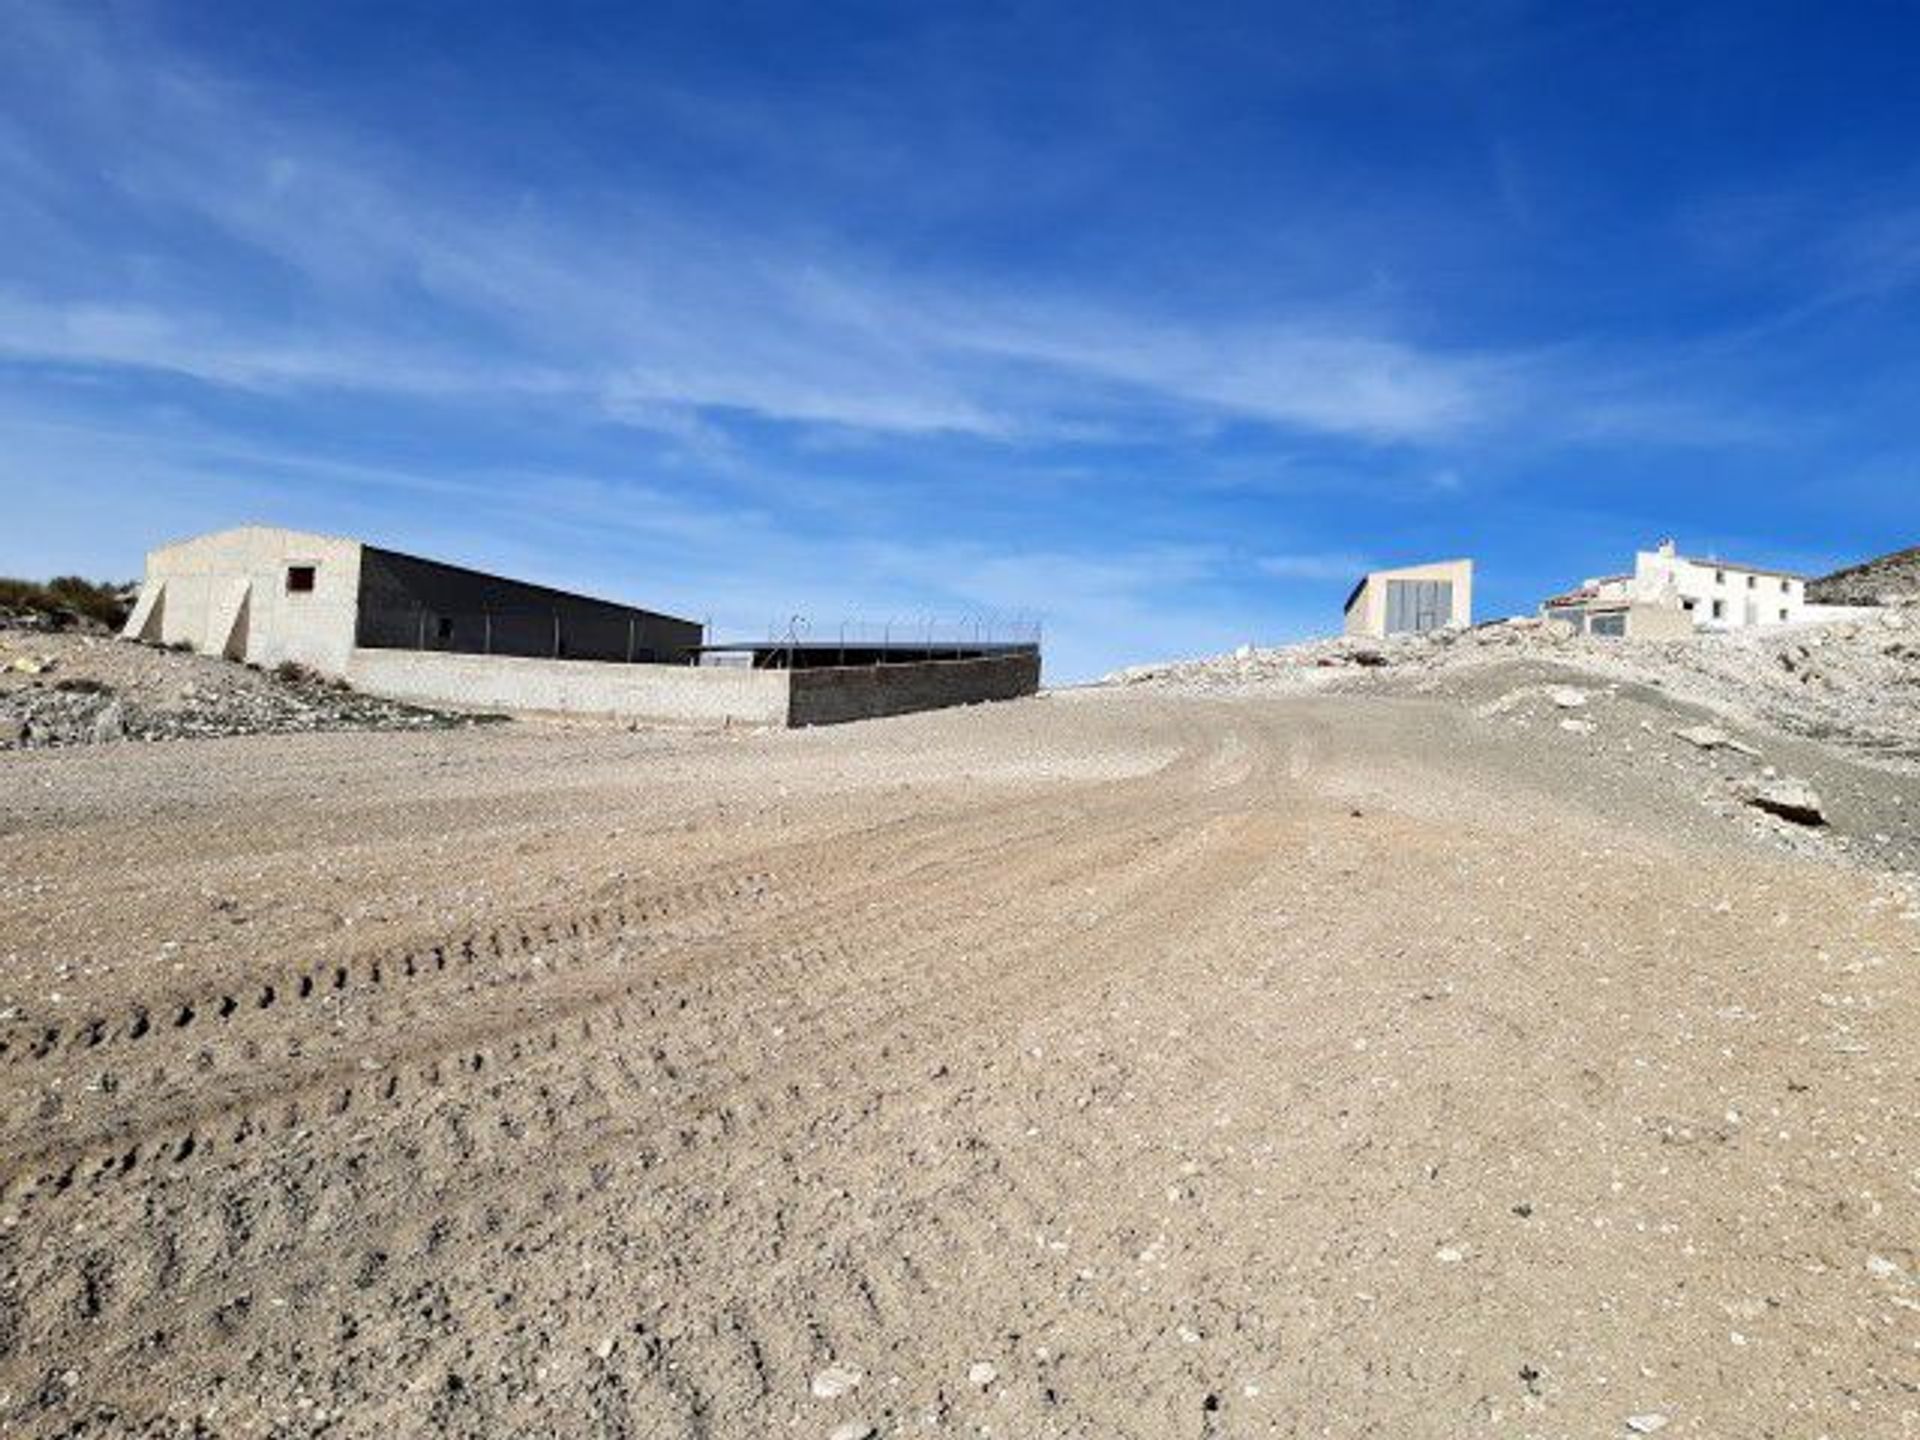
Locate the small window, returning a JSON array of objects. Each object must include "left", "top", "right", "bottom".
[
  {"left": 436, "top": 616, "right": 453, "bottom": 641},
  {"left": 1712, "top": 599, "right": 1726, "bottom": 619},
  {"left": 1780, "top": 578, "right": 1790, "bottom": 593},
  {"left": 286, "top": 565, "right": 316, "bottom": 594},
  {"left": 1682, "top": 598, "right": 1696, "bottom": 612},
  {"left": 1779, "top": 608, "right": 1789, "bottom": 622},
  {"left": 1715, "top": 569, "right": 1726, "bottom": 584},
  {"left": 1746, "top": 574, "right": 1756, "bottom": 588}
]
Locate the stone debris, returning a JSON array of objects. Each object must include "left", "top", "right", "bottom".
[
  {"left": 1736, "top": 776, "right": 1827, "bottom": 827},
  {"left": 89, "top": 700, "right": 125, "bottom": 744},
  {"left": 1625, "top": 1414, "right": 1670, "bottom": 1434},
  {"left": 1103, "top": 600, "right": 1920, "bottom": 768},
  {"left": 828, "top": 1424, "right": 877, "bottom": 1440},
  {"left": 1, "top": 633, "right": 469, "bottom": 749},
  {"left": 1559, "top": 718, "right": 1596, "bottom": 735},
  {"left": 967, "top": 1361, "right": 998, "bottom": 1388},
  {"left": 1672, "top": 723, "right": 1760, "bottom": 757},
  {"left": 810, "top": 1363, "right": 863, "bottom": 1400}
]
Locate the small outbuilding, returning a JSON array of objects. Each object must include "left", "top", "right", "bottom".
[{"left": 1342, "top": 559, "right": 1474, "bottom": 638}]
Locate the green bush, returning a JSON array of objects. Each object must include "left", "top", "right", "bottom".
[{"left": 0, "top": 575, "right": 134, "bottom": 628}]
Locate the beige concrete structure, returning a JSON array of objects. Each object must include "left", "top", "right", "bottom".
[
  {"left": 1342, "top": 559, "right": 1474, "bottom": 638},
  {"left": 345, "top": 647, "right": 1040, "bottom": 728},
  {"left": 345, "top": 650, "right": 788, "bottom": 727},
  {"left": 1540, "top": 593, "right": 1696, "bottom": 640},
  {"left": 123, "top": 526, "right": 366, "bottom": 674}
]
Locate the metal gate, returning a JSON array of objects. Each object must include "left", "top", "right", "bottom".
[{"left": 1384, "top": 579, "right": 1452, "bottom": 635}]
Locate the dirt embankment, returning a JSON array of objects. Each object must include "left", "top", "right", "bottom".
[
  {"left": 1, "top": 673, "right": 1916, "bottom": 1438},
  {"left": 0, "top": 630, "right": 468, "bottom": 749}
]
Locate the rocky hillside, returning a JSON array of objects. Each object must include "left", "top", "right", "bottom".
[
  {"left": 1107, "top": 601, "right": 1920, "bottom": 768},
  {"left": 1810, "top": 544, "right": 1920, "bottom": 605},
  {"left": 1, "top": 628, "right": 476, "bottom": 749}
]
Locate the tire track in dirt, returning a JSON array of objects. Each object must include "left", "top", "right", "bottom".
[{"left": 0, "top": 721, "right": 1294, "bottom": 1424}]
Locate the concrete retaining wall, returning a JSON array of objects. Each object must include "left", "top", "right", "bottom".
[
  {"left": 345, "top": 649, "right": 789, "bottom": 727},
  {"left": 345, "top": 647, "right": 1040, "bottom": 728},
  {"left": 787, "top": 652, "right": 1041, "bottom": 727}
]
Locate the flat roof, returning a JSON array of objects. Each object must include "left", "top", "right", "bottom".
[{"left": 1675, "top": 553, "right": 1807, "bottom": 580}]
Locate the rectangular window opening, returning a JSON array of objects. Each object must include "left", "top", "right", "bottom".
[{"left": 286, "top": 565, "right": 317, "bottom": 594}]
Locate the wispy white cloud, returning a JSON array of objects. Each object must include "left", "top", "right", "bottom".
[
  {"left": 1256, "top": 551, "right": 1372, "bottom": 581},
  {"left": 0, "top": 5, "right": 1517, "bottom": 448}
]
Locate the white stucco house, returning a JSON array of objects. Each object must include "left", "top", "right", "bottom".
[{"left": 1544, "top": 539, "right": 1812, "bottom": 635}]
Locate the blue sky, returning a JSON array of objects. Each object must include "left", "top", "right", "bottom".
[{"left": 2, "top": 2, "right": 1916, "bottom": 680}]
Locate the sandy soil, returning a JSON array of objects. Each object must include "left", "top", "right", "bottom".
[{"left": 1, "top": 678, "right": 1916, "bottom": 1438}]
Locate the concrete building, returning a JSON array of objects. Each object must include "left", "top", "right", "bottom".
[
  {"left": 1343, "top": 559, "right": 1474, "bottom": 638},
  {"left": 1538, "top": 588, "right": 1696, "bottom": 640},
  {"left": 123, "top": 525, "right": 702, "bottom": 675},
  {"left": 1543, "top": 539, "right": 1810, "bottom": 635},
  {"left": 122, "top": 525, "right": 1041, "bottom": 727}
]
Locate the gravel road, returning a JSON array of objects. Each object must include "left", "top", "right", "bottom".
[{"left": 1, "top": 684, "right": 1915, "bottom": 1438}]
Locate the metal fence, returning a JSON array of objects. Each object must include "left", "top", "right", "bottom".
[
  {"left": 367, "top": 604, "right": 700, "bottom": 665},
  {"left": 754, "top": 614, "right": 1044, "bottom": 648},
  {"left": 366, "top": 607, "right": 1043, "bottom": 667}
]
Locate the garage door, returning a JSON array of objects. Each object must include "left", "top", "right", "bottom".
[{"left": 1385, "top": 579, "right": 1452, "bottom": 635}]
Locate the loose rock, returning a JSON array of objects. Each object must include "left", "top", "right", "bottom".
[
  {"left": 1673, "top": 723, "right": 1760, "bottom": 757},
  {"left": 1736, "top": 776, "right": 1827, "bottom": 827},
  {"left": 810, "top": 1363, "right": 863, "bottom": 1400}
]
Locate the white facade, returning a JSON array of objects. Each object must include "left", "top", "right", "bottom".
[
  {"left": 1550, "top": 540, "right": 1809, "bottom": 633},
  {"left": 1630, "top": 539, "right": 1808, "bottom": 630}
]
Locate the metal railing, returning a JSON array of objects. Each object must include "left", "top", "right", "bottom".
[
  {"left": 749, "top": 614, "right": 1044, "bottom": 669},
  {"left": 367, "top": 607, "right": 1043, "bottom": 668}
]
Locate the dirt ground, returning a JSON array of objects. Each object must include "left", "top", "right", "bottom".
[{"left": 1, "top": 674, "right": 1916, "bottom": 1438}]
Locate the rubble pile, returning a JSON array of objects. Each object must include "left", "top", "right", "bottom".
[
  {"left": 1, "top": 630, "right": 469, "bottom": 749},
  {"left": 1108, "top": 602, "right": 1920, "bottom": 767},
  {"left": 1105, "top": 616, "right": 1576, "bottom": 690}
]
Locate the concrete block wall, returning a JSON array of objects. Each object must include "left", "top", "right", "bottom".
[
  {"left": 345, "top": 649, "right": 789, "bottom": 727},
  {"left": 344, "top": 648, "right": 1041, "bottom": 728},
  {"left": 787, "top": 652, "right": 1041, "bottom": 727}
]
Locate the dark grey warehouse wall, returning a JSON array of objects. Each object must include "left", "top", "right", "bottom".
[{"left": 354, "top": 547, "right": 703, "bottom": 663}]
